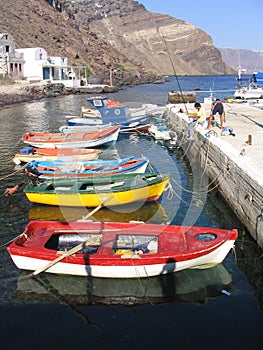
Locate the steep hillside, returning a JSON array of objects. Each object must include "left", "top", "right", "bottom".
[
  {"left": 0, "top": 0, "right": 235, "bottom": 85},
  {"left": 219, "top": 48, "right": 263, "bottom": 74},
  {"left": 61, "top": 0, "right": 234, "bottom": 76}
]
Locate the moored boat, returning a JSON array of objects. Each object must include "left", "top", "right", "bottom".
[
  {"left": 234, "top": 69, "right": 263, "bottom": 100},
  {"left": 13, "top": 147, "right": 101, "bottom": 164},
  {"left": 67, "top": 114, "right": 151, "bottom": 133},
  {"left": 66, "top": 95, "right": 152, "bottom": 133},
  {"left": 23, "top": 173, "right": 170, "bottom": 207},
  {"left": 7, "top": 220, "right": 238, "bottom": 278},
  {"left": 149, "top": 124, "right": 177, "bottom": 141},
  {"left": 58, "top": 122, "right": 112, "bottom": 133},
  {"left": 22, "top": 125, "right": 120, "bottom": 149},
  {"left": 25, "top": 156, "right": 149, "bottom": 179}
]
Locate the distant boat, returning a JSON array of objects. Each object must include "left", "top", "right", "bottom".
[
  {"left": 22, "top": 125, "right": 120, "bottom": 149},
  {"left": 24, "top": 173, "right": 170, "bottom": 207},
  {"left": 7, "top": 220, "right": 237, "bottom": 278},
  {"left": 234, "top": 69, "right": 263, "bottom": 99},
  {"left": 25, "top": 156, "right": 149, "bottom": 179}
]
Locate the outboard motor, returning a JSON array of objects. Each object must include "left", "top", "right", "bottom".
[{"left": 25, "top": 161, "right": 43, "bottom": 185}]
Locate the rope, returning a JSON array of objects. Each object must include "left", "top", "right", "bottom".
[
  {"left": 130, "top": 256, "right": 154, "bottom": 306},
  {"left": 0, "top": 236, "right": 18, "bottom": 249},
  {"left": 200, "top": 132, "right": 218, "bottom": 179},
  {"left": 147, "top": 161, "right": 156, "bottom": 173},
  {"left": 165, "top": 181, "right": 187, "bottom": 205},
  {"left": 148, "top": 15, "right": 189, "bottom": 115},
  {"left": 3, "top": 137, "right": 23, "bottom": 166},
  {"left": 0, "top": 163, "right": 27, "bottom": 181},
  {"left": 170, "top": 166, "right": 227, "bottom": 195}
]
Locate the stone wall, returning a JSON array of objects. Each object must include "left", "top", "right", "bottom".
[{"left": 165, "top": 107, "right": 263, "bottom": 249}]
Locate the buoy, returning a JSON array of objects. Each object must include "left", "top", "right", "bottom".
[{"left": 3, "top": 184, "right": 19, "bottom": 196}]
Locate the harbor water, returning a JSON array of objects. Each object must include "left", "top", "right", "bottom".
[{"left": 0, "top": 76, "right": 262, "bottom": 349}]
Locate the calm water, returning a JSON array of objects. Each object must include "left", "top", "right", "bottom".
[{"left": 0, "top": 76, "right": 262, "bottom": 350}]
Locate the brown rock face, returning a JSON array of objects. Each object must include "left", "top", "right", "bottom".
[{"left": 0, "top": 0, "right": 235, "bottom": 86}]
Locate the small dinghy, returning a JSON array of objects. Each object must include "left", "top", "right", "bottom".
[
  {"left": 13, "top": 147, "right": 101, "bottom": 164},
  {"left": 23, "top": 173, "right": 170, "bottom": 207},
  {"left": 22, "top": 125, "right": 120, "bottom": 149},
  {"left": 7, "top": 220, "right": 237, "bottom": 278},
  {"left": 25, "top": 156, "right": 149, "bottom": 179}
]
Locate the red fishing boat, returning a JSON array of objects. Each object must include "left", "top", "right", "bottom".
[
  {"left": 7, "top": 221, "right": 238, "bottom": 278},
  {"left": 22, "top": 125, "right": 120, "bottom": 148},
  {"left": 13, "top": 147, "right": 101, "bottom": 164}
]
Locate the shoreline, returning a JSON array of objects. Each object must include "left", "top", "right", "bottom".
[
  {"left": 0, "top": 81, "right": 53, "bottom": 107},
  {"left": 0, "top": 81, "right": 119, "bottom": 108}
]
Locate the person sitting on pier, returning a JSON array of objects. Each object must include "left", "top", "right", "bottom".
[
  {"left": 187, "top": 102, "right": 207, "bottom": 138},
  {"left": 206, "top": 99, "right": 226, "bottom": 130}
]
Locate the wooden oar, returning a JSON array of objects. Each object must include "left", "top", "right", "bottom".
[{"left": 28, "top": 195, "right": 114, "bottom": 278}]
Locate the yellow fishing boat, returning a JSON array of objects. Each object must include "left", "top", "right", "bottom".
[{"left": 24, "top": 173, "right": 170, "bottom": 207}]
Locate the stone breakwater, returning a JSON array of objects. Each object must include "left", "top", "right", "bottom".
[{"left": 164, "top": 103, "right": 263, "bottom": 250}]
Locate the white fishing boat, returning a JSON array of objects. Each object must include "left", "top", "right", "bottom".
[
  {"left": 149, "top": 124, "right": 177, "bottom": 141},
  {"left": 234, "top": 68, "right": 263, "bottom": 100}
]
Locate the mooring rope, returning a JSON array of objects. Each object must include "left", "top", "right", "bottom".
[{"left": 0, "top": 163, "right": 27, "bottom": 181}]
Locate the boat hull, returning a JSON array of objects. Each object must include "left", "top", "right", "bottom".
[
  {"left": 59, "top": 123, "right": 112, "bottom": 133},
  {"left": 24, "top": 174, "right": 170, "bottom": 207},
  {"left": 67, "top": 116, "right": 150, "bottom": 133},
  {"left": 29, "top": 158, "right": 149, "bottom": 179},
  {"left": 7, "top": 221, "right": 238, "bottom": 278},
  {"left": 13, "top": 148, "right": 101, "bottom": 164},
  {"left": 22, "top": 126, "right": 120, "bottom": 149},
  {"left": 10, "top": 240, "right": 235, "bottom": 277}
]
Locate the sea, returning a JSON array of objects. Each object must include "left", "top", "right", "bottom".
[{"left": 0, "top": 75, "right": 262, "bottom": 350}]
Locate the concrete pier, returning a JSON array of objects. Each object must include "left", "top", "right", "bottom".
[{"left": 165, "top": 101, "right": 263, "bottom": 249}]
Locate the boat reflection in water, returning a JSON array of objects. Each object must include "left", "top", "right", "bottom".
[
  {"left": 15, "top": 264, "right": 232, "bottom": 306},
  {"left": 28, "top": 201, "right": 170, "bottom": 224}
]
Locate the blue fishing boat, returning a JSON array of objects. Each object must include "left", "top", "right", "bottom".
[
  {"left": 25, "top": 156, "right": 149, "bottom": 179},
  {"left": 67, "top": 95, "right": 155, "bottom": 133}
]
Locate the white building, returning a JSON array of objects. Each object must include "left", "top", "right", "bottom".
[
  {"left": 0, "top": 33, "right": 88, "bottom": 87},
  {"left": 15, "top": 47, "right": 68, "bottom": 82},
  {"left": 15, "top": 47, "right": 87, "bottom": 87}
]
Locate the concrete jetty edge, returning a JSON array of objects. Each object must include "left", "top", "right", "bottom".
[{"left": 165, "top": 102, "right": 263, "bottom": 250}]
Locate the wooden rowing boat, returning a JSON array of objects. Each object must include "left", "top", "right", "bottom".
[
  {"left": 58, "top": 122, "right": 112, "bottom": 133},
  {"left": 23, "top": 173, "right": 170, "bottom": 207},
  {"left": 13, "top": 147, "right": 101, "bottom": 164},
  {"left": 22, "top": 125, "right": 120, "bottom": 148},
  {"left": 25, "top": 156, "right": 149, "bottom": 179},
  {"left": 7, "top": 220, "right": 238, "bottom": 278}
]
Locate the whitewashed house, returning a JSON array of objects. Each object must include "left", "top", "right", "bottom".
[
  {"left": 16, "top": 47, "right": 87, "bottom": 87},
  {"left": 1, "top": 32, "right": 88, "bottom": 87},
  {"left": 15, "top": 47, "right": 69, "bottom": 82},
  {"left": 0, "top": 33, "right": 24, "bottom": 79}
]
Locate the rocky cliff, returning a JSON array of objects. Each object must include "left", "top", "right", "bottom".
[{"left": 0, "top": 0, "right": 235, "bottom": 85}]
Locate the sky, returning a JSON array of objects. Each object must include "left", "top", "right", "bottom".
[{"left": 138, "top": 0, "right": 263, "bottom": 51}]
